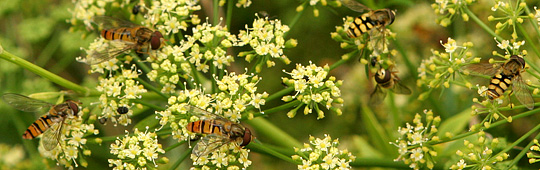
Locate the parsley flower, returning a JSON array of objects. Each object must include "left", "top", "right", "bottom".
[
  {"left": 292, "top": 134, "right": 356, "bottom": 170},
  {"left": 108, "top": 127, "right": 166, "bottom": 169}
]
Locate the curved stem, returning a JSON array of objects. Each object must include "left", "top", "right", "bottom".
[
  {"left": 254, "top": 100, "right": 301, "bottom": 117},
  {"left": 247, "top": 142, "right": 300, "bottom": 164},
  {"left": 329, "top": 57, "right": 348, "bottom": 71},
  {"left": 0, "top": 50, "right": 99, "bottom": 96},
  {"left": 504, "top": 123, "right": 540, "bottom": 168},
  {"left": 245, "top": 117, "right": 302, "bottom": 148},
  {"left": 266, "top": 86, "right": 294, "bottom": 102},
  {"left": 284, "top": 2, "right": 306, "bottom": 38}
]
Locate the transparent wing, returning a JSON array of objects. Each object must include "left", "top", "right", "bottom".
[
  {"left": 341, "top": 0, "right": 371, "bottom": 13},
  {"left": 184, "top": 105, "right": 222, "bottom": 120},
  {"left": 512, "top": 75, "right": 534, "bottom": 110},
  {"left": 92, "top": 16, "right": 139, "bottom": 30},
  {"left": 391, "top": 81, "right": 412, "bottom": 95},
  {"left": 2, "top": 93, "right": 53, "bottom": 112},
  {"left": 41, "top": 120, "right": 64, "bottom": 151},
  {"left": 192, "top": 135, "right": 231, "bottom": 157},
  {"left": 464, "top": 63, "right": 502, "bottom": 76},
  {"left": 83, "top": 40, "right": 135, "bottom": 65},
  {"left": 366, "top": 27, "right": 390, "bottom": 55},
  {"left": 370, "top": 85, "right": 386, "bottom": 105}
]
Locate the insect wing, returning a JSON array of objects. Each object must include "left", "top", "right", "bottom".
[
  {"left": 464, "top": 63, "right": 502, "bottom": 77},
  {"left": 184, "top": 105, "right": 221, "bottom": 120},
  {"left": 370, "top": 85, "right": 387, "bottom": 104},
  {"left": 391, "top": 81, "right": 412, "bottom": 95},
  {"left": 193, "top": 135, "right": 230, "bottom": 157},
  {"left": 2, "top": 93, "right": 53, "bottom": 112},
  {"left": 40, "top": 120, "right": 64, "bottom": 151},
  {"left": 512, "top": 75, "right": 534, "bottom": 110},
  {"left": 92, "top": 16, "right": 139, "bottom": 30},
  {"left": 341, "top": 0, "right": 371, "bottom": 13},
  {"left": 84, "top": 40, "right": 135, "bottom": 65}
]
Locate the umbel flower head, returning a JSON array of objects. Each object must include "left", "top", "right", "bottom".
[
  {"left": 392, "top": 110, "right": 440, "bottom": 170},
  {"left": 488, "top": 0, "right": 528, "bottom": 39},
  {"left": 292, "top": 134, "right": 356, "bottom": 170},
  {"left": 432, "top": 0, "right": 476, "bottom": 27},
  {"left": 451, "top": 131, "right": 509, "bottom": 170},
  {"left": 282, "top": 61, "right": 343, "bottom": 119},
  {"left": 237, "top": 14, "right": 296, "bottom": 72},
  {"left": 108, "top": 127, "right": 166, "bottom": 170}
]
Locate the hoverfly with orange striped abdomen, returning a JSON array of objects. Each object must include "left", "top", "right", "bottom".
[
  {"left": 2, "top": 93, "right": 81, "bottom": 151},
  {"left": 82, "top": 16, "right": 165, "bottom": 64},
  {"left": 467, "top": 55, "right": 534, "bottom": 110},
  {"left": 184, "top": 105, "right": 253, "bottom": 157}
]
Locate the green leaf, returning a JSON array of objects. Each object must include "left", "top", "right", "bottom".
[{"left": 360, "top": 103, "right": 394, "bottom": 156}]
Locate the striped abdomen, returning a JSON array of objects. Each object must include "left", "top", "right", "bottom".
[
  {"left": 101, "top": 27, "right": 139, "bottom": 42},
  {"left": 347, "top": 14, "right": 377, "bottom": 38},
  {"left": 187, "top": 120, "right": 225, "bottom": 136},
  {"left": 486, "top": 73, "right": 513, "bottom": 99},
  {"left": 23, "top": 115, "right": 56, "bottom": 139}
]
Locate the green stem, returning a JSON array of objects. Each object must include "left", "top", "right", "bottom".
[
  {"left": 245, "top": 117, "right": 302, "bottom": 148},
  {"left": 329, "top": 58, "right": 348, "bottom": 71},
  {"left": 165, "top": 141, "right": 186, "bottom": 152},
  {"left": 0, "top": 50, "right": 98, "bottom": 96},
  {"left": 523, "top": 4, "right": 540, "bottom": 43},
  {"left": 350, "top": 158, "right": 410, "bottom": 168},
  {"left": 266, "top": 86, "right": 294, "bottom": 102},
  {"left": 170, "top": 146, "right": 193, "bottom": 170},
  {"left": 284, "top": 2, "right": 306, "bottom": 38},
  {"left": 517, "top": 23, "right": 540, "bottom": 62},
  {"left": 254, "top": 100, "right": 301, "bottom": 117},
  {"left": 133, "top": 54, "right": 151, "bottom": 74},
  {"left": 132, "top": 99, "right": 166, "bottom": 111},
  {"left": 134, "top": 78, "right": 169, "bottom": 99},
  {"left": 247, "top": 142, "right": 300, "bottom": 164},
  {"left": 464, "top": 7, "right": 503, "bottom": 41},
  {"left": 505, "top": 123, "right": 540, "bottom": 168},
  {"left": 213, "top": 0, "right": 219, "bottom": 26},
  {"left": 226, "top": 0, "right": 234, "bottom": 30}
]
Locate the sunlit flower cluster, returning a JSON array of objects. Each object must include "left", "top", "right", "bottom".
[
  {"left": 190, "top": 140, "right": 252, "bottom": 170},
  {"left": 282, "top": 61, "right": 343, "bottom": 119},
  {"left": 417, "top": 38, "right": 477, "bottom": 95},
  {"left": 108, "top": 127, "right": 166, "bottom": 170},
  {"left": 40, "top": 114, "right": 99, "bottom": 169},
  {"left": 237, "top": 15, "right": 296, "bottom": 72},
  {"left": 180, "top": 22, "right": 237, "bottom": 72},
  {"left": 393, "top": 110, "right": 440, "bottom": 170},
  {"left": 451, "top": 131, "right": 508, "bottom": 170},
  {"left": 0, "top": 144, "right": 26, "bottom": 169},
  {"left": 69, "top": 0, "right": 114, "bottom": 27},
  {"left": 292, "top": 134, "right": 356, "bottom": 170},
  {"left": 432, "top": 0, "right": 475, "bottom": 27},
  {"left": 145, "top": 0, "right": 201, "bottom": 34},
  {"left": 488, "top": 0, "right": 528, "bottom": 39}
]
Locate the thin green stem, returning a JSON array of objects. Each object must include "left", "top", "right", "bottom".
[
  {"left": 505, "top": 123, "right": 540, "bottom": 168},
  {"left": 0, "top": 50, "right": 98, "bottom": 96},
  {"left": 245, "top": 117, "right": 302, "bottom": 148},
  {"left": 517, "top": 23, "right": 540, "bottom": 61},
  {"left": 253, "top": 100, "right": 301, "bottom": 117},
  {"left": 329, "top": 57, "right": 348, "bottom": 71},
  {"left": 350, "top": 158, "right": 410, "bottom": 168},
  {"left": 248, "top": 142, "right": 300, "bottom": 164},
  {"left": 134, "top": 78, "right": 169, "bottom": 99},
  {"left": 464, "top": 7, "right": 503, "bottom": 41},
  {"left": 165, "top": 141, "right": 186, "bottom": 152},
  {"left": 266, "top": 86, "right": 294, "bottom": 102},
  {"left": 213, "top": 0, "right": 219, "bottom": 26},
  {"left": 170, "top": 146, "right": 193, "bottom": 170},
  {"left": 284, "top": 2, "right": 306, "bottom": 38},
  {"left": 132, "top": 99, "right": 166, "bottom": 111},
  {"left": 226, "top": 0, "right": 234, "bottom": 30},
  {"left": 523, "top": 4, "right": 540, "bottom": 43},
  {"left": 133, "top": 54, "right": 152, "bottom": 74}
]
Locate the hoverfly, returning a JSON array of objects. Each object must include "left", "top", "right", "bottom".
[
  {"left": 468, "top": 55, "right": 534, "bottom": 109},
  {"left": 185, "top": 105, "right": 253, "bottom": 157},
  {"left": 2, "top": 93, "right": 81, "bottom": 151},
  {"left": 84, "top": 16, "right": 165, "bottom": 64},
  {"left": 341, "top": 0, "right": 395, "bottom": 53},
  {"left": 370, "top": 65, "right": 411, "bottom": 104}
]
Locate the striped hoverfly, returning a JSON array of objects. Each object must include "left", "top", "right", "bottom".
[
  {"left": 184, "top": 105, "right": 253, "bottom": 157},
  {"left": 2, "top": 93, "right": 81, "bottom": 151},
  {"left": 467, "top": 55, "right": 534, "bottom": 110},
  {"left": 83, "top": 16, "right": 165, "bottom": 64}
]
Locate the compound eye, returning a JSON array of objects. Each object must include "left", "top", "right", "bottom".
[
  {"left": 374, "top": 69, "right": 391, "bottom": 83},
  {"left": 67, "top": 101, "right": 80, "bottom": 116},
  {"left": 151, "top": 31, "right": 164, "bottom": 50},
  {"left": 240, "top": 128, "right": 252, "bottom": 147}
]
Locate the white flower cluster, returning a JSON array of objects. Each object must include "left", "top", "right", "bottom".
[
  {"left": 69, "top": 0, "right": 114, "bottom": 27},
  {"left": 95, "top": 68, "right": 146, "bottom": 125},
  {"left": 40, "top": 116, "right": 99, "bottom": 169},
  {"left": 393, "top": 110, "right": 440, "bottom": 170},
  {"left": 0, "top": 144, "right": 25, "bottom": 169},
  {"left": 282, "top": 61, "right": 343, "bottom": 119},
  {"left": 108, "top": 127, "right": 166, "bottom": 170},
  {"left": 190, "top": 140, "right": 252, "bottom": 170},
  {"left": 146, "top": 0, "right": 201, "bottom": 34},
  {"left": 237, "top": 15, "right": 294, "bottom": 72},
  {"left": 292, "top": 134, "right": 356, "bottom": 170},
  {"left": 451, "top": 131, "right": 509, "bottom": 170}
]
